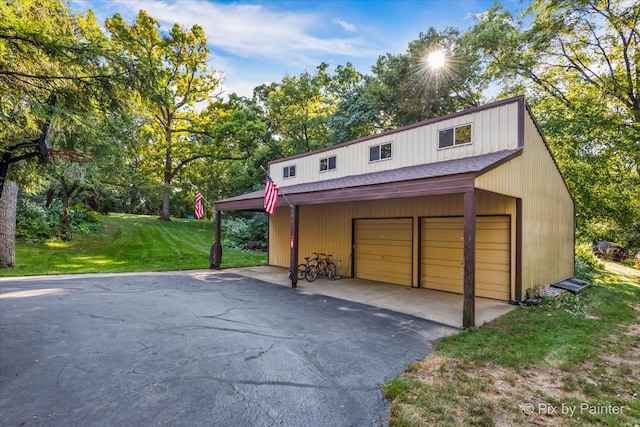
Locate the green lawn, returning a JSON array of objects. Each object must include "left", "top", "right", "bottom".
[
  {"left": 0, "top": 213, "right": 266, "bottom": 276},
  {"left": 384, "top": 263, "right": 640, "bottom": 426}
]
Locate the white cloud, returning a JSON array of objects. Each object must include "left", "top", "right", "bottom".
[
  {"left": 334, "top": 18, "right": 356, "bottom": 33},
  {"left": 112, "top": 0, "right": 375, "bottom": 65}
]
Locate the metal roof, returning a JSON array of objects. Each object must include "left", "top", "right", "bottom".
[{"left": 215, "top": 148, "right": 522, "bottom": 211}]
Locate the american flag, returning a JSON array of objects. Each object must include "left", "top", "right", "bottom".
[
  {"left": 194, "top": 191, "right": 204, "bottom": 219},
  {"left": 264, "top": 176, "right": 279, "bottom": 215}
]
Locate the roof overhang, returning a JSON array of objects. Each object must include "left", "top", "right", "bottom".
[{"left": 215, "top": 148, "right": 522, "bottom": 212}]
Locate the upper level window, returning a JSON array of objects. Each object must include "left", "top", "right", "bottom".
[
  {"left": 283, "top": 165, "right": 295, "bottom": 179},
  {"left": 369, "top": 142, "right": 392, "bottom": 162},
  {"left": 320, "top": 155, "right": 336, "bottom": 172},
  {"left": 438, "top": 124, "right": 472, "bottom": 149}
]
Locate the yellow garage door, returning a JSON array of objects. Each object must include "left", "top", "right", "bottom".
[
  {"left": 421, "top": 216, "right": 511, "bottom": 300},
  {"left": 355, "top": 218, "right": 412, "bottom": 286}
]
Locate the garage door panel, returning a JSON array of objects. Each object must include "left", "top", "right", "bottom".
[
  {"left": 422, "top": 247, "right": 462, "bottom": 260},
  {"left": 355, "top": 219, "right": 412, "bottom": 286},
  {"left": 421, "top": 216, "right": 511, "bottom": 300},
  {"left": 357, "top": 238, "right": 412, "bottom": 249},
  {"left": 357, "top": 253, "right": 412, "bottom": 263}
]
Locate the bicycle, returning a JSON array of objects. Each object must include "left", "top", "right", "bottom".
[
  {"left": 315, "top": 253, "right": 337, "bottom": 280},
  {"left": 297, "top": 256, "right": 318, "bottom": 282}
]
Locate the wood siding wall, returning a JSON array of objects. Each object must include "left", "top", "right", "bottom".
[
  {"left": 268, "top": 191, "right": 517, "bottom": 295},
  {"left": 475, "top": 113, "right": 574, "bottom": 293},
  {"left": 270, "top": 103, "right": 520, "bottom": 185}
]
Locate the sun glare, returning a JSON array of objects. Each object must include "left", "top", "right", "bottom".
[{"left": 427, "top": 49, "right": 446, "bottom": 69}]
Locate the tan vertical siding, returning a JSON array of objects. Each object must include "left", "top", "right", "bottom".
[
  {"left": 268, "top": 192, "right": 516, "bottom": 293},
  {"left": 268, "top": 207, "right": 291, "bottom": 267},
  {"left": 270, "top": 102, "right": 521, "bottom": 185},
  {"left": 476, "top": 114, "right": 574, "bottom": 293}
]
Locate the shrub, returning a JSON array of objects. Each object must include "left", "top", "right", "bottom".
[
  {"left": 16, "top": 199, "right": 51, "bottom": 240},
  {"left": 221, "top": 213, "right": 267, "bottom": 251},
  {"left": 16, "top": 198, "right": 102, "bottom": 240},
  {"left": 575, "top": 241, "right": 603, "bottom": 280}
]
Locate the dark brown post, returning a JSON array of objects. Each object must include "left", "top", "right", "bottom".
[
  {"left": 289, "top": 205, "right": 299, "bottom": 288},
  {"left": 463, "top": 190, "right": 476, "bottom": 328},
  {"left": 211, "top": 209, "right": 223, "bottom": 269},
  {"left": 515, "top": 198, "right": 523, "bottom": 302}
]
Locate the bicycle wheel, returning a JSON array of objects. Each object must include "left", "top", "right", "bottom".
[
  {"left": 316, "top": 261, "right": 326, "bottom": 277},
  {"left": 305, "top": 265, "right": 318, "bottom": 282},
  {"left": 297, "top": 264, "right": 307, "bottom": 280},
  {"left": 325, "top": 262, "right": 337, "bottom": 279}
]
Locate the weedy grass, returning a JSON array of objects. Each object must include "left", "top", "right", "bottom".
[
  {"left": 1, "top": 213, "right": 266, "bottom": 276},
  {"left": 384, "top": 264, "right": 640, "bottom": 426}
]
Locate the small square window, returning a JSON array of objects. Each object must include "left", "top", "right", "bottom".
[
  {"left": 380, "top": 142, "right": 392, "bottom": 159},
  {"left": 369, "top": 142, "right": 392, "bottom": 162},
  {"left": 369, "top": 146, "right": 379, "bottom": 162},
  {"left": 438, "top": 124, "right": 472, "bottom": 149},
  {"left": 438, "top": 128, "right": 454, "bottom": 148},
  {"left": 455, "top": 125, "right": 471, "bottom": 145},
  {"left": 320, "top": 156, "right": 336, "bottom": 172},
  {"left": 283, "top": 165, "right": 295, "bottom": 178}
]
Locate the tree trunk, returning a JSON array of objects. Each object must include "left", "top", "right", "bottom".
[
  {"left": 0, "top": 180, "right": 18, "bottom": 268},
  {"left": 160, "top": 186, "right": 171, "bottom": 221},
  {"left": 61, "top": 188, "right": 72, "bottom": 241},
  {"left": 160, "top": 127, "right": 173, "bottom": 222}
]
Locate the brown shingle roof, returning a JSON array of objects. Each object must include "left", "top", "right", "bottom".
[{"left": 216, "top": 149, "right": 521, "bottom": 211}]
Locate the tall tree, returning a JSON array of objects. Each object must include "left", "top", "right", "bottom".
[
  {"left": 255, "top": 63, "right": 338, "bottom": 156},
  {"left": 106, "top": 11, "right": 224, "bottom": 221},
  {"left": 0, "top": 0, "right": 113, "bottom": 265},
  {"left": 466, "top": 0, "right": 640, "bottom": 245},
  {"left": 364, "top": 27, "right": 485, "bottom": 129}
]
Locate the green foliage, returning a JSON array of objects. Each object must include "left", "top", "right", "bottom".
[
  {"left": 540, "top": 292, "right": 585, "bottom": 316},
  {"left": 575, "top": 241, "right": 604, "bottom": 280},
  {"left": 466, "top": 0, "right": 640, "bottom": 249},
  {"left": 15, "top": 199, "right": 51, "bottom": 240},
  {"left": 365, "top": 27, "right": 485, "bottom": 129},
  {"left": 15, "top": 198, "right": 101, "bottom": 240},
  {"left": 221, "top": 213, "right": 267, "bottom": 251}
]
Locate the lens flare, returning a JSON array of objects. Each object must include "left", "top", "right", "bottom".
[{"left": 427, "top": 50, "right": 446, "bottom": 69}]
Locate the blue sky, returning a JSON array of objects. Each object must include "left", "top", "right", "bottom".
[{"left": 71, "top": 0, "right": 527, "bottom": 98}]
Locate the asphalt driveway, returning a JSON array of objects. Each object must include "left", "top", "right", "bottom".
[{"left": 0, "top": 271, "right": 458, "bottom": 426}]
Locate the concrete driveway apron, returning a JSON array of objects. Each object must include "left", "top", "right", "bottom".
[{"left": 0, "top": 272, "right": 458, "bottom": 426}]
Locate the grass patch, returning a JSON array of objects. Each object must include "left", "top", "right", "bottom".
[
  {"left": 1, "top": 213, "right": 266, "bottom": 276},
  {"left": 386, "top": 263, "right": 640, "bottom": 426}
]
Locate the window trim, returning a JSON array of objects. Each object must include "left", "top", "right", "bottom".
[
  {"left": 283, "top": 165, "right": 296, "bottom": 179},
  {"left": 368, "top": 141, "right": 393, "bottom": 163},
  {"left": 319, "top": 155, "right": 337, "bottom": 172},
  {"left": 438, "top": 123, "right": 473, "bottom": 150}
]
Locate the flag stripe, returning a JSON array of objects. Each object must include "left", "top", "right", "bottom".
[
  {"left": 264, "top": 176, "right": 279, "bottom": 214},
  {"left": 195, "top": 191, "right": 204, "bottom": 219}
]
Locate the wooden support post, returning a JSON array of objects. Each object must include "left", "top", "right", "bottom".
[
  {"left": 211, "top": 209, "right": 223, "bottom": 269},
  {"left": 515, "top": 198, "right": 523, "bottom": 302},
  {"left": 463, "top": 190, "right": 476, "bottom": 328},
  {"left": 289, "top": 205, "right": 299, "bottom": 288}
]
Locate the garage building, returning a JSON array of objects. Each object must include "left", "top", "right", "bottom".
[{"left": 213, "top": 96, "right": 575, "bottom": 327}]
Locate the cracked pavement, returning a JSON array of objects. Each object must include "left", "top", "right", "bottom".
[{"left": 0, "top": 272, "right": 457, "bottom": 426}]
